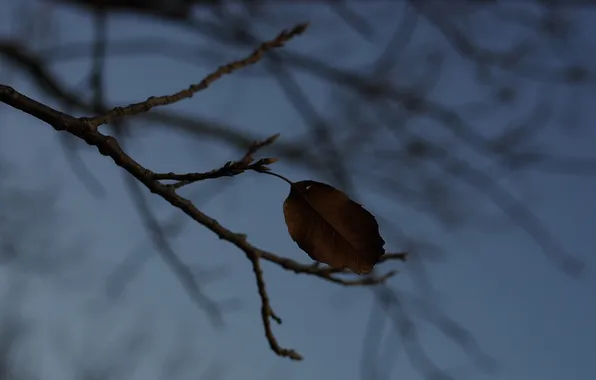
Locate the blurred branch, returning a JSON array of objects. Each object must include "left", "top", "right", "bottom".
[
  {"left": 86, "top": 9, "right": 225, "bottom": 327},
  {"left": 105, "top": 180, "right": 234, "bottom": 300}
]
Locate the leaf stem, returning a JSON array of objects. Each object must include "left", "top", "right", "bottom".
[{"left": 258, "top": 169, "right": 295, "bottom": 186}]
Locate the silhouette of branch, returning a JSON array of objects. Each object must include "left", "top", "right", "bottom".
[
  {"left": 83, "top": 23, "right": 309, "bottom": 129},
  {"left": 0, "top": 23, "right": 405, "bottom": 361},
  {"left": 152, "top": 134, "right": 280, "bottom": 189}
]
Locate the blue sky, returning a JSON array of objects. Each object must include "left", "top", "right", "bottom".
[{"left": 1, "top": 2, "right": 595, "bottom": 380}]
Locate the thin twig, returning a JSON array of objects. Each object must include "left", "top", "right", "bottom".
[
  {"left": 248, "top": 251, "right": 302, "bottom": 360},
  {"left": 84, "top": 24, "right": 309, "bottom": 129},
  {"left": 152, "top": 134, "right": 279, "bottom": 188}
]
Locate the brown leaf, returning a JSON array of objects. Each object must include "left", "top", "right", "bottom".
[{"left": 282, "top": 180, "right": 385, "bottom": 274}]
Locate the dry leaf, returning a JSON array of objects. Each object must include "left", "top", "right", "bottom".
[{"left": 282, "top": 180, "right": 385, "bottom": 274}]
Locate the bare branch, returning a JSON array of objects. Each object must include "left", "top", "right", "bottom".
[
  {"left": 0, "top": 22, "right": 403, "bottom": 360},
  {"left": 83, "top": 23, "right": 310, "bottom": 129},
  {"left": 248, "top": 250, "right": 302, "bottom": 360},
  {"left": 152, "top": 134, "right": 280, "bottom": 189}
]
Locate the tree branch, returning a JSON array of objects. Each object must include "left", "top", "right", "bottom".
[{"left": 0, "top": 23, "right": 404, "bottom": 361}]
